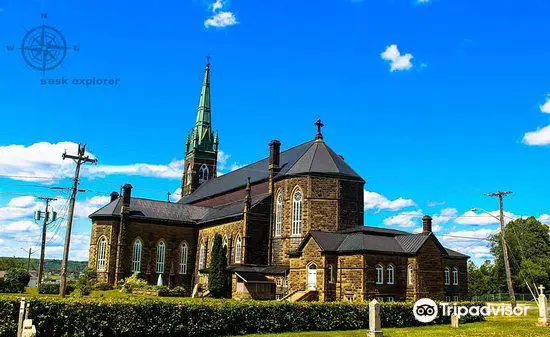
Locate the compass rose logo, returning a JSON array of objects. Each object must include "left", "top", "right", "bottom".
[{"left": 7, "top": 13, "right": 78, "bottom": 74}]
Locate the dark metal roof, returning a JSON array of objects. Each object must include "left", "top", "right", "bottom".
[
  {"left": 235, "top": 272, "right": 274, "bottom": 284},
  {"left": 180, "top": 139, "right": 363, "bottom": 204},
  {"left": 89, "top": 194, "right": 270, "bottom": 225},
  {"left": 298, "top": 227, "right": 468, "bottom": 258}
]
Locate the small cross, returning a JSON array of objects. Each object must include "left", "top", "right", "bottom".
[
  {"left": 206, "top": 55, "right": 211, "bottom": 65},
  {"left": 539, "top": 285, "right": 545, "bottom": 294},
  {"left": 314, "top": 119, "right": 324, "bottom": 140}
]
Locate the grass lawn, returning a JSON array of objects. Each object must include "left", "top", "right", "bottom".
[{"left": 240, "top": 309, "right": 547, "bottom": 337}]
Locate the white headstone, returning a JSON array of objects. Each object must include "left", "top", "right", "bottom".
[
  {"left": 157, "top": 274, "right": 163, "bottom": 286},
  {"left": 537, "top": 285, "right": 549, "bottom": 327},
  {"left": 367, "top": 299, "right": 383, "bottom": 337},
  {"left": 21, "top": 319, "right": 37, "bottom": 337},
  {"left": 451, "top": 314, "right": 460, "bottom": 328}
]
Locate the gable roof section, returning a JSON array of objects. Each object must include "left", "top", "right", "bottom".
[
  {"left": 295, "top": 227, "right": 469, "bottom": 258},
  {"left": 89, "top": 194, "right": 270, "bottom": 225},
  {"left": 180, "top": 139, "right": 364, "bottom": 204}
]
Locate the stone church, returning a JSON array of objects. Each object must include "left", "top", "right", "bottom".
[{"left": 88, "top": 62, "right": 469, "bottom": 302}]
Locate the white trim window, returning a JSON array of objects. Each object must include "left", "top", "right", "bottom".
[
  {"left": 328, "top": 265, "right": 334, "bottom": 284},
  {"left": 198, "top": 164, "right": 209, "bottom": 184},
  {"left": 199, "top": 243, "right": 206, "bottom": 269},
  {"left": 291, "top": 189, "right": 303, "bottom": 236},
  {"left": 275, "top": 191, "right": 283, "bottom": 237},
  {"left": 376, "top": 264, "right": 384, "bottom": 284},
  {"left": 387, "top": 264, "right": 395, "bottom": 285},
  {"left": 452, "top": 267, "right": 459, "bottom": 285},
  {"left": 131, "top": 239, "right": 142, "bottom": 273},
  {"left": 234, "top": 236, "right": 242, "bottom": 263},
  {"left": 407, "top": 264, "right": 413, "bottom": 285},
  {"left": 179, "top": 242, "right": 188, "bottom": 274},
  {"left": 276, "top": 278, "right": 282, "bottom": 286},
  {"left": 156, "top": 241, "right": 166, "bottom": 274},
  {"left": 444, "top": 267, "right": 451, "bottom": 285},
  {"left": 96, "top": 237, "right": 107, "bottom": 271}
]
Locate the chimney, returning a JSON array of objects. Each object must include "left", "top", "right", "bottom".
[
  {"left": 268, "top": 140, "right": 281, "bottom": 172},
  {"left": 121, "top": 184, "right": 132, "bottom": 213},
  {"left": 110, "top": 191, "right": 119, "bottom": 202},
  {"left": 422, "top": 215, "right": 432, "bottom": 234}
]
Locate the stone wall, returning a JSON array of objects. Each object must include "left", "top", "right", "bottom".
[
  {"left": 443, "top": 258, "right": 468, "bottom": 300},
  {"left": 416, "top": 236, "right": 445, "bottom": 300},
  {"left": 88, "top": 220, "right": 118, "bottom": 283},
  {"left": 288, "top": 239, "right": 326, "bottom": 299}
]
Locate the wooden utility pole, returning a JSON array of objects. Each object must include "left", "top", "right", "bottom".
[
  {"left": 59, "top": 144, "right": 97, "bottom": 297},
  {"left": 487, "top": 190, "right": 516, "bottom": 308},
  {"left": 36, "top": 197, "right": 57, "bottom": 288}
]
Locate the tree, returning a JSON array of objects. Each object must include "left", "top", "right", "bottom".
[
  {"left": 468, "top": 260, "right": 500, "bottom": 298},
  {"left": 490, "top": 216, "right": 550, "bottom": 293},
  {"left": 208, "top": 234, "right": 229, "bottom": 298}
]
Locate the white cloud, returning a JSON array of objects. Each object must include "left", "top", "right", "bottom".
[
  {"left": 383, "top": 210, "right": 423, "bottom": 228},
  {"left": 212, "top": 0, "right": 224, "bottom": 12},
  {"left": 417, "top": 0, "right": 432, "bottom": 4},
  {"left": 538, "top": 214, "right": 550, "bottom": 224},
  {"left": 440, "top": 228, "right": 497, "bottom": 260},
  {"left": 455, "top": 210, "right": 516, "bottom": 225},
  {"left": 432, "top": 207, "right": 458, "bottom": 226},
  {"left": 87, "top": 159, "right": 183, "bottom": 179},
  {"left": 170, "top": 187, "right": 182, "bottom": 202},
  {"left": 523, "top": 124, "right": 550, "bottom": 146},
  {"left": 427, "top": 200, "right": 445, "bottom": 207},
  {"left": 204, "top": 11, "right": 238, "bottom": 28},
  {"left": 364, "top": 190, "right": 415, "bottom": 211},
  {"left": 0, "top": 196, "right": 43, "bottom": 222},
  {"left": 0, "top": 220, "right": 39, "bottom": 233},
  {"left": 540, "top": 97, "right": 550, "bottom": 114},
  {"left": 381, "top": 44, "right": 413, "bottom": 72}
]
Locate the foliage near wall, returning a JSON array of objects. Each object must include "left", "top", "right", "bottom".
[{"left": 0, "top": 296, "right": 484, "bottom": 337}]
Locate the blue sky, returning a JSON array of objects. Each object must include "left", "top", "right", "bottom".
[{"left": 0, "top": 0, "right": 549, "bottom": 263}]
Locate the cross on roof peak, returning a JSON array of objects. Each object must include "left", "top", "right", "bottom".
[
  {"left": 539, "top": 285, "right": 545, "bottom": 293},
  {"left": 315, "top": 119, "right": 324, "bottom": 140}
]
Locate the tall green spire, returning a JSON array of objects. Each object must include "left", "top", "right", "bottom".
[{"left": 188, "top": 60, "right": 215, "bottom": 153}]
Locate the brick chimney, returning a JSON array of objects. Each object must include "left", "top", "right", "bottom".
[
  {"left": 121, "top": 184, "right": 132, "bottom": 213},
  {"left": 268, "top": 140, "right": 281, "bottom": 172},
  {"left": 422, "top": 215, "right": 432, "bottom": 234},
  {"left": 110, "top": 191, "right": 119, "bottom": 202}
]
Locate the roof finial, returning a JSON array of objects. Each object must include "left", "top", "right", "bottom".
[
  {"left": 314, "top": 119, "right": 324, "bottom": 140},
  {"left": 206, "top": 55, "right": 211, "bottom": 66}
]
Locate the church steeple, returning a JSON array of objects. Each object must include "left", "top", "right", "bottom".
[{"left": 181, "top": 59, "right": 218, "bottom": 197}]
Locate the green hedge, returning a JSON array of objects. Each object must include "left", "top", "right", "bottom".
[
  {"left": 0, "top": 296, "right": 485, "bottom": 337},
  {"left": 38, "top": 283, "right": 76, "bottom": 295}
]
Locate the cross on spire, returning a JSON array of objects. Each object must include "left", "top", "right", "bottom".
[
  {"left": 206, "top": 55, "right": 211, "bottom": 65},
  {"left": 315, "top": 119, "right": 324, "bottom": 140}
]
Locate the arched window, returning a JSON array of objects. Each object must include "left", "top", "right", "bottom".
[
  {"left": 186, "top": 165, "right": 192, "bottom": 186},
  {"left": 291, "top": 189, "right": 303, "bottom": 236},
  {"left": 375, "top": 264, "right": 384, "bottom": 284},
  {"left": 179, "top": 242, "right": 188, "bottom": 274},
  {"left": 275, "top": 191, "right": 283, "bottom": 237},
  {"left": 198, "top": 164, "right": 209, "bottom": 184},
  {"left": 387, "top": 264, "right": 395, "bottom": 285},
  {"left": 407, "top": 264, "right": 414, "bottom": 285},
  {"left": 235, "top": 236, "right": 242, "bottom": 263},
  {"left": 131, "top": 239, "right": 142, "bottom": 273},
  {"left": 452, "top": 267, "right": 459, "bottom": 285},
  {"left": 96, "top": 237, "right": 107, "bottom": 271},
  {"left": 444, "top": 267, "right": 450, "bottom": 285},
  {"left": 199, "top": 243, "right": 206, "bottom": 269},
  {"left": 328, "top": 265, "right": 334, "bottom": 284},
  {"left": 156, "top": 241, "right": 166, "bottom": 274}
]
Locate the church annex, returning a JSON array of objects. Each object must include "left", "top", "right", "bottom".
[{"left": 88, "top": 62, "right": 469, "bottom": 302}]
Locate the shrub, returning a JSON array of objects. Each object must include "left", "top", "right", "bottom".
[
  {"left": 121, "top": 273, "right": 149, "bottom": 293},
  {"left": 38, "top": 282, "right": 76, "bottom": 295},
  {"left": 208, "top": 234, "right": 229, "bottom": 298},
  {"left": 92, "top": 282, "right": 113, "bottom": 291},
  {"left": 76, "top": 267, "right": 97, "bottom": 296},
  {"left": 0, "top": 269, "right": 30, "bottom": 293},
  {"left": 158, "top": 286, "right": 188, "bottom": 297},
  {"left": 0, "top": 296, "right": 486, "bottom": 337}
]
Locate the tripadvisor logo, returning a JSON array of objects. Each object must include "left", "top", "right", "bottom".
[{"left": 413, "top": 298, "right": 529, "bottom": 323}]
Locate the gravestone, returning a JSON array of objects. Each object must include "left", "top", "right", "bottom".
[
  {"left": 21, "top": 319, "right": 37, "bottom": 337},
  {"left": 451, "top": 314, "right": 460, "bottom": 328},
  {"left": 367, "top": 299, "right": 383, "bottom": 337},
  {"left": 536, "top": 285, "right": 549, "bottom": 327}
]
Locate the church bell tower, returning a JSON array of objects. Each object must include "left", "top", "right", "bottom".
[{"left": 181, "top": 60, "right": 218, "bottom": 197}]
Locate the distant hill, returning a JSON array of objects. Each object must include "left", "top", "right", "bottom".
[{"left": 0, "top": 257, "right": 88, "bottom": 275}]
